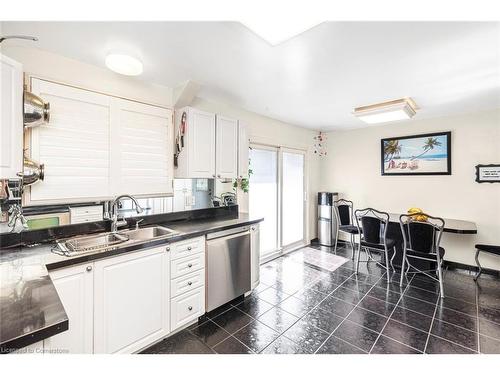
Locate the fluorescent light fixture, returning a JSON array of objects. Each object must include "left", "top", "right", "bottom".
[
  {"left": 353, "top": 98, "right": 418, "bottom": 124},
  {"left": 105, "top": 54, "right": 143, "bottom": 76},
  {"left": 243, "top": 20, "right": 323, "bottom": 46}
]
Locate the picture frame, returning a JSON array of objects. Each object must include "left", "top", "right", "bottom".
[
  {"left": 475, "top": 164, "right": 500, "bottom": 183},
  {"left": 381, "top": 131, "right": 451, "bottom": 176}
]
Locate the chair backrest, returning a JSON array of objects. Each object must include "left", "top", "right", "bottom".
[
  {"left": 399, "top": 213, "right": 444, "bottom": 255},
  {"left": 354, "top": 207, "right": 390, "bottom": 247},
  {"left": 334, "top": 199, "right": 353, "bottom": 226}
]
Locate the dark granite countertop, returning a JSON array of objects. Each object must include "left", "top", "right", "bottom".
[
  {"left": 0, "top": 260, "right": 68, "bottom": 353},
  {"left": 0, "top": 213, "right": 263, "bottom": 352}
]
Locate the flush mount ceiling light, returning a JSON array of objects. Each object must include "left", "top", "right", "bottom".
[
  {"left": 243, "top": 20, "right": 323, "bottom": 46},
  {"left": 353, "top": 98, "right": 418, "bottom": 124},
  {"left": 105, "top": 54, "right": 143, "bottom": 76}
]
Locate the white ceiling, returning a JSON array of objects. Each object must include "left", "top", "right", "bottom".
[{"left": 1, "top": 21, "right": 499, "bottom": 130}]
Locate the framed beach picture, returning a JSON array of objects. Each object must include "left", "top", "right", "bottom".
[{"left": 381, "top": 131, "right": 451, "bottom": 175}]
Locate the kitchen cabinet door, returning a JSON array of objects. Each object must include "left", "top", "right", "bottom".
[
  {"left": 170, "top": 287, "right": 205, "bottom": 331},
  {"left": 190, "top": 108, "right": 216, "bottom": 178},
  {"left": 0, "top": 54, "right": 23, "bottom": 179},
  {"left": 215, "top": 115, "right": 238, "bottom": 179},
  {"left": 44, "top": 263, "right": 94, "bottom": 354},
  {"left": 93, "top": 246, "right": 169, "bottom": 353},
  {"left": 175, "top": 107, "right": 216, "bottom": 178},
  {"left": 237, "top": 120, "right": 249, "bottom": 179},
  {"left": 110, "top": 98, "right": 173, "bottom": 196}
]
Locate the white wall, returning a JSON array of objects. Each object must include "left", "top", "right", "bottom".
[
  {"left": 190, "top": 97, "right": 321, "bottom": 242},
  {"left": 1, "top": 46, "right": 173, "bottom": 107},
  {"left": 321, "top": 109, "right": 500, "bottom": 270}
]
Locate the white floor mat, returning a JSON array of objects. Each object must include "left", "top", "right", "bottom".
[{"left": 289, "top": 247, "right": 349, "bottom": 272}]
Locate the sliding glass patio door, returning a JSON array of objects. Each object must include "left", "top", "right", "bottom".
[
  {"left": 249, "top": 146, "right": 279, "bottom": 258},
  {"left": 249, "top": 145, "right": 306, "bottom": 261},
  {"left": 281, "top": 149, "right": 305, "bottom": 249}
]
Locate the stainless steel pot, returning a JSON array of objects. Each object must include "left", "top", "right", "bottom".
[
  {"left": 17, "top": 155, "right": 44, "bottom": 186},
  {"left": 24, "top": 91, "right": 50, "bottom": 128}
]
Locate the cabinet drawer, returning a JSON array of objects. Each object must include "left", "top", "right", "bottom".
[
  {"left": 71, "top": 215, "right": 103, "bottom": 224},
  {"left": 170, "top": 236, "right": 204, "bottom": 260},
  {"left": 171, "top": 269, "right": 205, "bottom": 298},
  {"left": 170, "top": 252, "right": 205, "bottom": 279},
  {"left": 70, "top": 206, "right": 103, "bottom": 224},
  {"left": 70, "top": 205, "right": 103, "bottom": 217},
  {"left": 170, "top": 287, "right": 205, "bottom": 331}
]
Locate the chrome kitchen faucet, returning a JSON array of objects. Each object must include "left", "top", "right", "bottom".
[{"left": 110, "top": 194, "right": 144, "bottom": 232}]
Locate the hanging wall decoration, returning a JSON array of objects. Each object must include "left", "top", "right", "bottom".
[
  {"left": 313, "top": 132, "right": 327, "bottom": 156},
  {"left": 475, "top": 164, "right": 500, "bottom": 183},
  {"left": 381, "top": 131, "right": 451, "bottom": 176}
]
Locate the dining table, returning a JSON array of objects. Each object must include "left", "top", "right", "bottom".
[{"left": 380, "top": 213, "right": 477, "bottom": 271}]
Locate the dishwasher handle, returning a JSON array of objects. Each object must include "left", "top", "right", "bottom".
[
  {"left": 206, "top": 230, "right": 250, "bottom": 244},
  {"left": 206, "top": 226, "right": 249, "bottom": 240}
]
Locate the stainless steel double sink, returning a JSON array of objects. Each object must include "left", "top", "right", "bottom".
[{"left": 54, "top": 226, "right": 178, "bottom": 257}]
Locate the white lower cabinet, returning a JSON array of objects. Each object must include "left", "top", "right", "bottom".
[
  {"left": 41, "top": 236, "right": 207, "bottom": 354},
  {"left": 170, "top": 269, "right": 205, "bottom": 298},
  {"left": 170, "top": 287, "right": 205, "bottom": 331},
  {"left": 250, "top": 224, "right": 260, "bottom": 290},
  {"left": 170, "top": 251, "right": 205, "bottom": 279},
  {"left": 93, "top": 246, "right": 169, "bottom": 353},
  {"left": 44, "top": 263, "right": 94, "bottom": 354},
  {"left": 169, "top": 236, "right": 206, "bottom": 331}
]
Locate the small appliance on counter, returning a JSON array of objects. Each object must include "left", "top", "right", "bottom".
[
  {"left": 23, "top": 208, "right": 70, "bottom": 230},
  {"left": 317, "top": 191, "right": 338, "bottom": 246}
]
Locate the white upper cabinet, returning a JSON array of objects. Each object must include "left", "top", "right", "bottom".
[
  {"left": 174, "top": 107, "right": 241, "bottom": 180},
  {"left": 175, "top": 107, "right": 216, "bottom": 178},
  {"left": 29, "top": 78, "right": 173, "bottom": 203},
  {"left": 237, "top": 120, "right": 249, "bottom": 179},
  {"left": 215, "top": 115, "right": 238, "bottom": 179},
  {"left": 0, "top": 54, "right": 23, "bottom": 179},
  {"left": 110, "top": 98, "right": 173, "bottom": 196}
]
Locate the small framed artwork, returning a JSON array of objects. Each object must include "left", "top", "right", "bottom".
[
  {"left": 381, "top": 131, "right": 451, "bottom": 176},
  {"left": 475, "top": 164, "right": 500, "bottom": 183}
]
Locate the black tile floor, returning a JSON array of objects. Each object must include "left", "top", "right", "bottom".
[{"left": 140, "top": 244, "right": 500, "bottom": 354}]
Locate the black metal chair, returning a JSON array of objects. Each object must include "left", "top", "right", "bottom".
[
  {"left": 354, "top": 208, "right": 396, "bottom": 282},
  {"left": 399, "top": 212, "right": 446, "bottom": 297},
  {"left": 334, "top": 199, "right": 361, "bottom": 259},
  {"left": 474, "top": 244, "right": 500, "bottom": 281}
]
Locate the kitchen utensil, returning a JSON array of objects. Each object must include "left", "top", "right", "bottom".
[
  {"left": 0, "top": 180, "right": 9, "bottom": 201},
  {"left": 17, "top": 155, "right": 44, "bottom": 186},
  {"left": 24, "top": 91, "right": 50, "bottom": 128}
]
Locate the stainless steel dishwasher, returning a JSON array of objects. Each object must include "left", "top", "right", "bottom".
[{"left": 206, "top": 226, "right": 251, "bottom": 312}]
